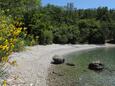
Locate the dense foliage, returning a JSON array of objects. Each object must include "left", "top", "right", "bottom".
[
  {"left": 22, "top": 3, "right": 115, "bottom": 44},
  {"left": 1, "top": 1, "right": 115, "bottom": 45},
  {"left": 0, "top": 12, "right": 23, "bottom": 62}
]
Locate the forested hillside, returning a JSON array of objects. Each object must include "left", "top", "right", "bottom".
[
  {"left": 27, "top": 3, "right": 115, "bottom": 44},
  {"left": 1, "top": 1, "right": 115, "bottom": 45}
]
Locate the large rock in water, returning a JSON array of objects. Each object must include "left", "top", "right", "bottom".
[
  {"left": 88, "top": 61, "right": 104, "bottom": 71},
  {"left": 51, "top": 55, "right": 65, "bottom": 64}
]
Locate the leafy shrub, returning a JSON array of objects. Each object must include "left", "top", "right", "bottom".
[
  {"left": 40, "top": 30, "right": 53, "bottom": 44},
  {"left": 88, "top": 31, "right": 105, "bottom": 44},
  {"left": 13, "top": 38, "right": 25, "bottom": 52},
  {"left": 58, "top": 35, "right": 68, "bottom": 44},
  {"left": 25, "top": 35, "right": 38, "bottom": 46},
  {"left": 67, "top": 26, "right": 80, "bottom": 44},
  {"left": 53, "top": 25, "right": 80, "bottom": 44},
  {"left": 0, "top": 13, "right": 22, "bottom": 62},
  {"left": 53, "top": 27, "right": 68, "bottom": 44},
  {"left": 78, "top": 19, "right": 101, "bottom": 43}
]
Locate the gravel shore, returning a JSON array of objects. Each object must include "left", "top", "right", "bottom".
[{"left": 5, "top": 44, "right": 114, "bottom": 86}]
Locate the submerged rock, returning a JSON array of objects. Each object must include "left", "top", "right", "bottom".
[
  {"left": 66, "top": 63, "right": 75, "bottom": 66},
  {"left": 52, "top": 71, "right": 64, "bottom": 76},
  {"left": 88, "top": 61, "right": 104, "bottom": 71},
  {"left": 51, "top": 55, "right": 65, "bottom": 64}
]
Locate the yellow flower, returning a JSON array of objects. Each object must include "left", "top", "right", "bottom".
[
  {"left": 12, "top": 28, "right": 22, "bottom": 36},
  {"left": 0, "top": 15, "right": 25, "bottom": 63},
  {"left": 2, "top": 45, "right": 8, "bottom": 51},
  {"left": 11, "top": 44, "right": 14, "bottom": 48},
  {"left": 4, "top": 39, "right": 8, "bottom": 44},
  {"left": 3, "top": 80, "right": 7, "bottom": 86}
]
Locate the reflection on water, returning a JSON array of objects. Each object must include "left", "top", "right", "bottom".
[{"left": 47, "top": 47, "right": 115, "bottom": 86}]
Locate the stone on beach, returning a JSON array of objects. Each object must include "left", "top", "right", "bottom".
[{"left": 51, "top": 55, "right": 65, "bottom": 64}]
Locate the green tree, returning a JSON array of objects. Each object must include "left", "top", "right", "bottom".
[
  {"left": 0, "top": 0, "right": 41, "bottom": 17},
  {"left": 78, "top": 19, "right": 104, "bottom": 44},
  {"left": 96, "top": 7, "right": 110, "bottom": 21},
  {"left": 40, "top": 30, "right": 53, "bottom": 44}
]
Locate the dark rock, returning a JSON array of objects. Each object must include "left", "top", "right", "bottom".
[
  {"left": 52, "top": 71, "right": 64, "bottom": 76},
  {"left": 88, "top": 61, "right": 104, "bottom": 71},
  {"left": 51, "top": 55, "right": 65, "bottom": 64},
  {"left": 66, "top": 63, "right": 75, "bottom": 66}
]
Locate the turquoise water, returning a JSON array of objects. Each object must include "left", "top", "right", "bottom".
[{"left": 48, "top": 47, "right": 115, "bottom": 86}]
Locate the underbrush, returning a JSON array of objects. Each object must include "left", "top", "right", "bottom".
[{"left": 0, "top": 12, "right": 26, "bottom": 85}]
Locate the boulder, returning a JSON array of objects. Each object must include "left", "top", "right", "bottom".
[
  {"left": 88, "top": 61, "right": 104, "bottom": 71},
  {"left": 51, "top": 55, "right": 65, "bottom": 64}
]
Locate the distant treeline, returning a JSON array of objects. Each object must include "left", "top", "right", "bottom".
[{"left": 1, "top": 1, "right": 115, "bottom": 44}]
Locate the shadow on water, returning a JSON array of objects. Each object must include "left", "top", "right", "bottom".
[{"left": 47, "top": 47, "right": 115, "bottom": 86}]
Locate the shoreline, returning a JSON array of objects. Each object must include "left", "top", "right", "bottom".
[{"left": 6, "top": 44, "right": 115, "bottom": 86}]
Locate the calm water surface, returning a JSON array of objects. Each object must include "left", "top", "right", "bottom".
[{"left": 48, "top": 47, "right": 115, "bottom": 86}]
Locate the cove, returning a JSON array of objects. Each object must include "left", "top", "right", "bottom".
[{"left": 47, "top": 47, "right": 115, "bottom": 86}]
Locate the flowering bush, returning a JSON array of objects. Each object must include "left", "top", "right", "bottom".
[{"left": 0, "top": 15, "right": 22, "bottom": 62}]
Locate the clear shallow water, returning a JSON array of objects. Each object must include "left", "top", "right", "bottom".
[{"left": 48, "top": 47, "right": 115, "bottom": 86}]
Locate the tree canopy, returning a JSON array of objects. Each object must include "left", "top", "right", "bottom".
[{"left": 1, "top": 1, "right": 115, "bottom": 44}]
